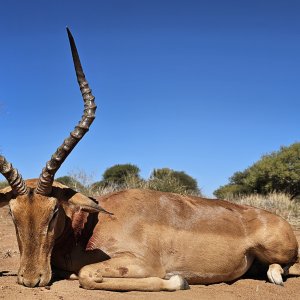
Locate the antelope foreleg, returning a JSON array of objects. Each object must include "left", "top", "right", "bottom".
[
  {"left": 78, "top": 257, "right": 189, "bottom": 291},
  {"left": 80, "top": 276, "right": 189, "bottom": 292}
]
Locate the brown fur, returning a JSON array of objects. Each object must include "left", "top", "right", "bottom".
[{"left": 1, "top": 179, "right": 299, "bottom": 291}]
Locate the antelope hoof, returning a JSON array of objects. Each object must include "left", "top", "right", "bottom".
[
  {"left": 169, "top": 275, "right": 190, "bottom": 290},
  {"left": 79, "top": 268, "right": 104, "bottom": 289},
  {"left": 267, "top": 264, "right": 284, "bottom": 286},
  {"left": 69, "top": 273, "right": 79, "bottom": 280}
]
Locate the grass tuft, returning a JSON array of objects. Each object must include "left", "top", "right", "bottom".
[{"left": 225, "top": 192, "right": 300, "bottom": 228}]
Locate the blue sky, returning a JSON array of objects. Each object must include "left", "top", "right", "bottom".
[{"left": 0, "top": 1, "right": 299, "bottom": 196}]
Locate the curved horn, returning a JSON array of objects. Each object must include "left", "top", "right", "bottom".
[
  {"left": 0, "top": 155, "right": 28, "bottom": 195},
  {"left": 35, "top": 28, "right": 96, "bottom": 195}
]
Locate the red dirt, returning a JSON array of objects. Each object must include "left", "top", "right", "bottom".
[{"left": 0, "top": 203, "right": 299, "bottom": 300}]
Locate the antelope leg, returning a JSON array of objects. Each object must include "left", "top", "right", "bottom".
[{"left": 78, "top": 256, "right": 189, "bottom": 291}]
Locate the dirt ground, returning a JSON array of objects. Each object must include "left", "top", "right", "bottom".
[{"left": 0, "top": 203, "right": 299, "bottom": 300}]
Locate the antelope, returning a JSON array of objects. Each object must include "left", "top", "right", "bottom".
[{"left": 0, "top": 29, "right": 300, "bottom": 292}]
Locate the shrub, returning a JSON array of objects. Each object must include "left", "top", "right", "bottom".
[
  {"left": 225, "top": 192, "right": 300, "bottom": 228},
  {"left": 147, "top": 173, "right": 190, "bottom": 194},
  {"left": 151, "top": 168, "right": 200, "bottom": 194},
  {"left": 58, "top": 165, "right": 201, "bottom": 197},
  {"left": 56, "top": 170, "right": 94, "bottom": 196},
  {"left": 0, "top": 180, "right": 8, "bottom": 190},
  {"left": 214, "top": 143, "right": 300, "bottom": 199},
  {"left": 102, "top": 164, "right": 141, "bottom": 186},
  {"left": 92, "top": 171, "right": 201, "bottom": 197},
  {"left": 56, "top": 176, "right": 85, "bottom": 191}
]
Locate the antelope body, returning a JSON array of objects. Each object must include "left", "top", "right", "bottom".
[{"left": 0, "top": 29, "right": 299, "bottom": 291}]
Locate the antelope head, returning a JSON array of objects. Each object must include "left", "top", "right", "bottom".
[{"left": 0, "top": 28, "right": 102, "bottom": 287}]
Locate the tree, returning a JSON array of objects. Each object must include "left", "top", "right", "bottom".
[
  {"left": 214, "top": 143, "right": 300, "bottom": 199},
  {"left": 102, "top": 164, "right": 141, "bottom": 186},
  {"left": 151, "top": 168, "right": 200, "bottom": 194},
  {"left": 0, "top": 180, "right": 8, "bottom": 190},
  {"left": 90, "top": 165, "right": 201, "bottom": 196},
  {"left": 56, "top": 176, "right": 85, "bottom": 192}
]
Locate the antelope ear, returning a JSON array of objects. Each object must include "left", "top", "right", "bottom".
[
  {"left": 51, "top": 182, "right": 112, "bottom": 214},
  {"left": 0, "top": 186, "right": 13, "bottom": 208},
  {"left": 68, "top": 193, "right": 112, "bottom": 214}
]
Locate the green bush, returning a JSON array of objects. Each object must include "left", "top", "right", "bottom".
[
  {"left": 56, "top": 176, "right": 85, "bottom": 192},
  {"left": 151, "top": 168, "right": 200, "bottom": 194},
  {"left": 226, "top": 192, "right": 300, "bottom": 228},
  {"left": 214, "top": 143, "right": 300, "bottom": 199},
  {"left": 0, "top": 180, "right": 8, "bottom": 190},
  {"left": 57, "top": 165, "right": 201, "bottom": 197},
  {"left": 147, "top": 172, "right": 190, "bottom": 194},
  {"left": 102, "top": 164, "right": 141, "bottom": 186},
  {"left": 92, "top": 172, "right": 200, "bottom": 196},
  {"left": 90, "top": 180, "right": 105, "bottom": 191}
]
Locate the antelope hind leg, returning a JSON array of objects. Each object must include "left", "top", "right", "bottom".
[
  {"left": 267, "top": 264, "right": 284, "bottom": 286},
  {"left": 268, "top": 261, "right": 300, "bottom": 285},
  {"left": 78, "top": 256, "right": 189, "bottom": 291}
]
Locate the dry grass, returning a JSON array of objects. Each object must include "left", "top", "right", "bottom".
[
  {"left": 225, "top": 193, "right": 300, "bottom": 228},
  {"left": 91, "top": 176, "right": 300, "bottom": 228},
  {"left": 56, "top": 171, "right": 300, "bottom": 228},
  {"left": 91, "top": 173, "right": 202, "bottom": 197},
  {"left": 0, "top": 181, "right": 8, "bottom": 189}
]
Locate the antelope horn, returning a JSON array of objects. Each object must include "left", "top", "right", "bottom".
[
  {"left": 0, "top": 155, "right": 28, "bottom": 195},
  {"left": 35, "top": 28, "right": 96, "bottom": 195}
]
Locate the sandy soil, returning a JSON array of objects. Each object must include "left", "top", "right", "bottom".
[{"left": 0, "top": 203, "right": 299, "bottom": 300}]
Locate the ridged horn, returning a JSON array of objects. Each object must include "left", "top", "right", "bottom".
[
  {"left": 35, "top": 28, "right": 96, "bottom": 195},
  {"left": 0, "top": 155, "right": 28, "bottom": 195}
]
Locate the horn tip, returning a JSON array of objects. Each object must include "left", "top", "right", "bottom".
[{"left": 66, "top": 27, "right": 73, "bottom": 39}]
